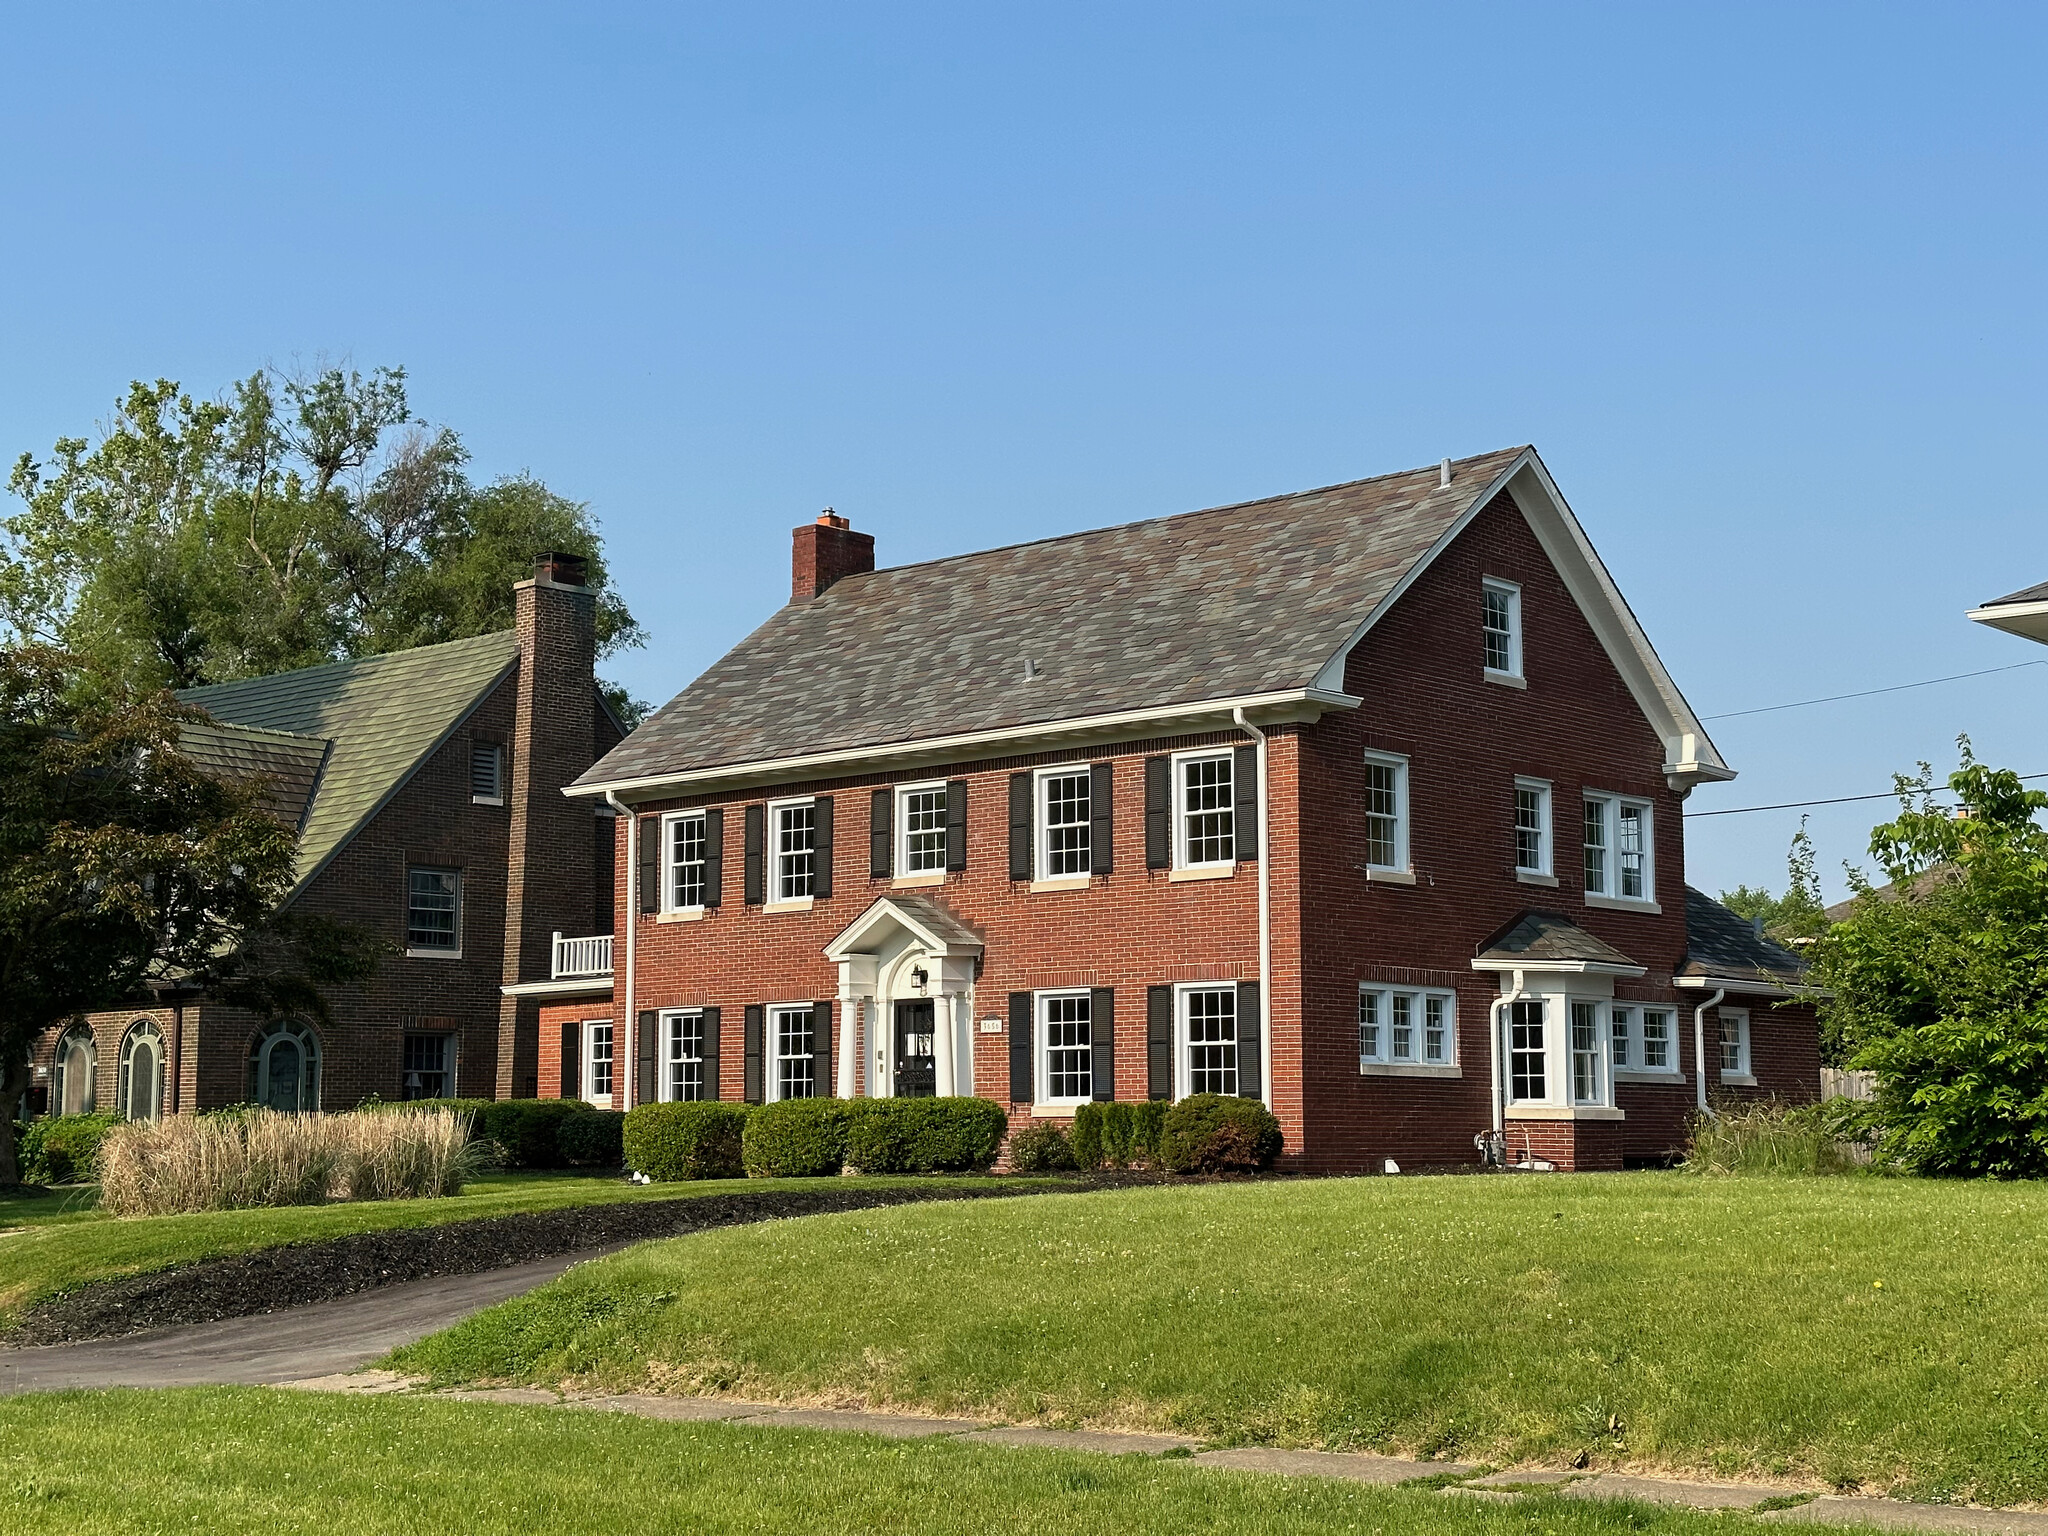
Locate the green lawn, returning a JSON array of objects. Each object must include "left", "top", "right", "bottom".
[
  {"left": 0, "top": 1171, "right": 1016, "bottom": 1330},
  {"left": 0, "top": 1387, "right": 1814, "bottom": 1536},
  {"left": 392, "top": 1172, "right": 2048, "bottom": 1506}
]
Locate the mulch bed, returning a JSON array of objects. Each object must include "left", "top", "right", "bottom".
[{"left": 7, "top": 1180, "right": 1076, "bottom": 1348}]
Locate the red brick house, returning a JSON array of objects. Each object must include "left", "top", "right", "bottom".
[
  {"left": 554, "top": 448, "right": 1819, "bottom": 1170},
  {"left": 34, "top": 554, "right": 621, "bottom": 1119}
]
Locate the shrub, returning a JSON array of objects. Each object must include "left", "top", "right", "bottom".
[
  {"left": 1071, "top": 1101, "right": 1168, "bottom": 1169},
  {"left": 1682, "top": 1100, "right": 1866, "bottom": 1177},
  {"left": 624, "top": 1102, "right": 751, "bottom": 1180},
  {"left": 1160, "top": 1094, "right": 1283, "bottom": 1173},
  {"left": 845, "top": 1097, "right": 1007, "bottom": 1174},
  {"left": 743, "top": 1099, "right": 853, "bottom": 1177},
  {"left": 557, "top": 1108, "right": 626, "bottom": 1167},
  {"left": 97, "top": 1108, "right": 478, "bottom": 1215},
  {"left": 1005, "top": 1121, "right": 1077, "bottom": 1173},
  {"left": 20, "top": 1112, "right": 122, "bottom": 1185},
  {"left": 478, "top": 1099, "right": 583, "bottom": 1169}
]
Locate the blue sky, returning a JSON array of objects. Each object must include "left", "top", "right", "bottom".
[{"left": 4, "top": 3, "right": 2045, "bottom": 901}]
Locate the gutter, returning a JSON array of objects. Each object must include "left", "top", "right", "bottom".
[
  {"left": 1691, "top": 986, "right": 1726, "bottom": 1117},
  {"left": 1488, "top": 968, "right": 1528, "bottom": 1137},
  {"left": 607, "top": 791, "right": 637, "bottom": 1110},
  {"left": 1231, "top": 708, "right": 1274, "bottom": 1113}
]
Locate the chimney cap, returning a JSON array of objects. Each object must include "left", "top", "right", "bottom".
[
  {"left": 534, "top": 551, "right": 590, "bottom": 587},
  {"left": 817, "top": 508, "right": 850, "bottom": 530}
]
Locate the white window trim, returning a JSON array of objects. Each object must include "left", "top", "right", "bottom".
[
  {"left": 659, "top": 1008, "right": 706, "bottom": 1103},
  {"left": 1359, "top": 750, "right": 1411, "bottom": 875},
  {"left": 1502, "top": 993, "right": 1621, "bottom": 1110},
  {"left": 582, "top": 1018, "right": 616, "bottom": 1106},
  {"left": 1034, "top": 988, "right": 1094, "bottom": 1108},
  {"left": 405, "top": 866, "right": 463, "bottom": 959},
  {"left": 1567, "top": 998, "right": 1610, "bottom": 1108},
  {"left": 1034, "top": 765, "right": 1094, "bottom": 883},
  {"left": 768, "top": 796, "right": 818, "bottom": 904},
  {"left": 1581, "top": 791, "right": 1657, "bottom": 908},
  {"left": 1357, "top": 984, "right": 1459, "bottom": 1076},
  {"left": 766, "top": 1002, "right": 820, "bottom": 1103},
  {"left": 894, "top": 780, "right": 950, "bottom": 880},
  {"left": 1172, "top": 749, "right": 1236, "bottom": 871},
  {"left": 1504, "top": 996, "right": 1551, "bottom": 1106},
  {"left": 1717, "top": 1006, "right": 1754, "bottom": 1083},
  {"left": 1513, "top": 777, "right": 1553, "bottom": 880},
  {"left": 1482, "top": 576, "right": 1524, "bottom": 681},
  {"left": 470, "top": 741, "right": 505, "bottom": 806},
  {"left": 663, "top": 810, "right": 709, "bottom": 913},
  {"left": 1174, "top": 982, "right": 1241, "bottom": 1100},
  {"left": 1610, "top": 1004, "right": 1682, "bottom": 1079}
]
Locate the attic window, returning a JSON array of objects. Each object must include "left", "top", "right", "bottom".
[
  {"left": 1482, "top": 578, "right": 1522, "bottom": 679},
  {"left": 471, "top": 742, "right": 505, "bottom": 804}
]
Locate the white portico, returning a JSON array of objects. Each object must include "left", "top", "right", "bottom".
[{"left": 824, "top": 895, "right": 985, "bottom": 1099}]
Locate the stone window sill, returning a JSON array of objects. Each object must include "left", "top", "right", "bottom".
[
  {"left": 656, "top": 908, "right": 706, "bottom": 924},
  {"left": 1719, "top": 1073, "right": 1758, "bottom": 1088},
  {"left": 1614, "top": 1068, "right": 1683, "bottom": 1082},
  {"left": 406, "top": 948, "right": 463, "bottom": 960},
  {"left": 1504, "top": 1105, "right": 1627, "bottom": 1122},
  {"left": 471, "top": 796, "right": 505, "bottom": 807},
  {"left": 1364, "top": 867, "right": 1417, "bottom": 885},
  {"left": 1169, "top": 864, "right": 1235, "bottom": 883},
  {"left": 1030, "top": 1103, "right": 1085, "bottom": 1118},
  {"left": 1586, "top": 893, "right": 1661, "bottom": 914},
  {"left": 1359, "top": 1063, "right": 1462, "bottom": 1078},
  {"left": 1483, "top": 670, "right": 1528, "bottom": 690},
  {"left": 892, "top": 872, "right": 946, "bottom": 890},
  {"left": 1516, "top": 870, "right": 1559, "bottom": 887},
  {"left": 763, "top": 898, "right": 814, "bottom": 914},
  {"left": 1030, "top": 876, "right": 1092, "bottom": 894}
]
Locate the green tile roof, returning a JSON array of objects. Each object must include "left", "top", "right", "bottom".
[
  {"left": 179, "top": 631, "right": 519, "bottom": 897},
  {"left": 179, "top": 720, "right": 331, "bottom": 832}
]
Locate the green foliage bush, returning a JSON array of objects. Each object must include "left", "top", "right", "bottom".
[
  {"left": 478, "top": 1099, "right": 583, "bottom": 1170},
  {"left": 623, "top": 1102, "right": 750, "bottom": 1181},
  {"left": 1004, "top": 1121, "right": 1077, "bottom": 1172},
  {"left": 845, "top": 1097, "right": 1007, "bottom": 1174},
  {"left": 557, "top": 1108, "right": 625, "bottom": 1167},
  {"left": 742, "top": 1099, "right": 854, "bottom": 1177},
  {"left": 1159, "top": 1094, "right": 1282, "bottom": 1173},
  {"left": 1683, "top": 1100, "right": 1868, "bottom": 1177},
  {"left": 1071, "top": 1101, "right": 1168, "bottom": 1169},
  {"left": 21, "top": 1112, "right": 122, "bottom": 1185}
]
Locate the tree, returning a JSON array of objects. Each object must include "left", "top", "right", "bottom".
[
  {"left": 1811, "top": 742, "right": 2048, "bottom": 1177},
  {"left": 0, "top": 647, "right": 385, "bottom": 1185},
  {"left": 3, "top": 366, "right": 646, "bottom": 708},
  {"left": 1719, "top": 819, "right": 1830, "bottom": 949}
]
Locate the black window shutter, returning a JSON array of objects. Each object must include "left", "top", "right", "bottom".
[
  {"left": 1144, "top": 756, "right": 1171, "bottom": 869},
  {"left": 870, "top": 788, "right": 893, "bottom": 878},
  {"left": 743, "top": 805, "right": 765, "bottom": 904},
  {"left": 743, "top": 1005, "right": 765, "bottom": 1104},
  {"left": 1008, "top": 991, "right": 1032, "bottom": 1104},
  {"left": 813, "top": 1000, "right": 834, "bottom": 1097},
  {"left": 561, "top": 1017, "right": 581, "bottom": 1101},
  {"left": 703, "top": 1008, "right": 722, "bottom": 1100},
  {"left": 1233, "top": 745, "right": 1259, "bottom": 861},
  {"left": 638, "top": 816, "right": 661, "bottom": 912},
  {"left": 814, "top": 795, "right": 834, "bottom": 899},
  {"left": 702, "top": 808, "right": 724, "bottom": 908},
  {"left": 1008, "top": 772, "right": 1033, "bottom": 881},
  {"left": 637, "top": 1010, "right": 658, "bottom": 1105},
  {"left": 945, "top": 780, "right": 969, "bottom": 872},
  {"left": 1236, "top": 981, "right": 1263, "bottom": 1099},
  {"left": 1089, "top": 762, "right": 1115, "bottom": 875},
  {"left": 1147, "top": 985, "right": 1173, "bottom": 1100},
  {"left": 1089, "top": 987, "right": 1115, "bottom": 1102}
]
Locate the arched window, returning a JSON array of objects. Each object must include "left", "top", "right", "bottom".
[
  {"left": 118, "top": 1020, "right": 165, "bottom": 1123},
  {"left": 51, "top": 1025, "right": 97, "bottom": 1116},
  {"left": 247, "top": 1020, "right": 321, "bottom": 1113}
]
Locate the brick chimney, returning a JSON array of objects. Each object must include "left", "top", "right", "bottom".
[{"left": 791, "top": 510, "right": 875, "bottom": 602}]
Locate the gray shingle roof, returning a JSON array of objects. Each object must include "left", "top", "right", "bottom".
[
  {"left": 1474, "top": 911, "right": 1643, "bottom": 969},
  {"left": 1681, "top": 886, "right": 1810, "bottom": 983},
  {"left": 1981, "top": 579, "right": 2048, "bottom": 607},
  {"left": 581, "top": 446, "right": 1531, "bottom": 786},
  {"left": 180, "top": 632, "right": 519, "bottom": 895}
]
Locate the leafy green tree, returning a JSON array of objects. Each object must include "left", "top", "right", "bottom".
[
  {"left": 1720, "top": 820, "right": 1830, "bottom": 949},
  {"left": 0, "top": 647, "right": 385, "bottom": 1185},
  {"left": 4, "top": 366, "right": 645, "bottom": 706},
  {"left": 1812, "top": 743, "right": 2048, "bottom": 1177}
]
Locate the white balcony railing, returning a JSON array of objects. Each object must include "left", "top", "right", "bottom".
[{"left": 551, "top": 932, "right": 614, "bottom": 979}]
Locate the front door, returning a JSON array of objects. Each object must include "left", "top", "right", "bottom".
[{"left": 893, "top": 1001, "right": 937, "bottom": 1098}]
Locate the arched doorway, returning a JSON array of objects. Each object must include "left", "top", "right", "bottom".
[
  {"left": 248, "top": 1021, "right": 321, "bottom": 1112},
  {"left": 51, "top": 1025, "right": 97, "bottom": 1116},
  {"left": 118, "top": 1019, "right": 165, "bottom": 1123}
]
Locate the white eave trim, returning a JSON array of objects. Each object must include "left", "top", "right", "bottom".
[
  {"left": 1674, "top": 973, "right": 1827, "bottom": 999},
  {"left": 566, "top": 687, "right": 1361, "bottom": 802},
  {"left": 1470, "top": 957, "right": 1649, "bottom": 978},
  {"left": 502, "top": 976, "right": 615, "bottom": 999},
  {"left": 1967, "top": 599, "right": 2048, "bottom": 644}
]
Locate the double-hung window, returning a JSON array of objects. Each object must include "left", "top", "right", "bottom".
[
  {"left": 1513, "top": 779, "right": 1552, "bottom": 877},
  {"left": 1718, "top": 1007, "right": 1752, "bottom": 1079},
  {"left": 1507, "top": 998, "right": 1547, "bottom": 1103},
  {"left": 668, "top": 812, "right": 708, "bottom": 910},
  {"left": 897, "top": 783, "right": 949, "bottom": 876},
  {"left": 1361, "top": 752, "right": 1409, "bottom": 872},
  {"left": 772, "top": 800, "right": 816, "bottom": 901},
  {"left": 1038, "top": 991, "right": 1092, "bottom": 1105},
  {"left": 664, "top": 1010, "right": 707, "bottom": 1102},
  {"left": 1482, "top": 578, "right": 1522, "bottom": 679},
  {"left": 1182, "top": 986, "right": 1238, "bottom": 1096},
  {"left": 1177, "top": 752, "right": 1235, "bottom": 868},
  {"left": 406, "top": 867, "right": 461, "bottom": 955},
  {"left": 1569, "top": 1001, "right": 1605, "bottom": 1105},
  {"left": 402, "top": 1032, "right": 453, "bottom": 1099},
  {"left": 1358, "top": 986, "right": 1456, "bottom": 1069},
  {"left": 583, "top": 1020, "right": 614, "bottom": 1103},
  {"left": 1037, "top": 769, "right": 1091, "bottom": 878},
  {"left": 1583, "top": 794, "right": 1653, "bottom": 901},
  {"left": 770, "top": 1005, "right": 817, "bottom": 1100},
  {"left": 1610, "top": 1006, "right": 1677, "bottom": 1074}
]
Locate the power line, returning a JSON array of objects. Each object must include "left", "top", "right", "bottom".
[
  {"left": 1699, "top": 660, "right": 2048, "bottom": 721},
  {"left": 1684, "top": 773, "right": 2048, "bottom": 819}
]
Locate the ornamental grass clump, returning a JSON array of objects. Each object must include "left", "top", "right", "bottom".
[
  {"left": 97, "top": 1108, "right": 478, "bottom": 1216},
  {"left": 1681, "top": 1100, "right": 1866, "bottom": 1177}
]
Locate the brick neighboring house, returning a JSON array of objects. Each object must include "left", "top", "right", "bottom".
[
  {"left": 33, "top": 555, "right": 622, "bottom": 1121},
  {"left": 551, "top": 447, "right": 1819, "bottom": 1171}
]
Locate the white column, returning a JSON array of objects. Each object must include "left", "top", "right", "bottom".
[
  {"left": 836, "top": 996, "right": 861, "bottom": 1099},
  {"left": 931, "top": 991, "right": 956, "bottom": 1100}
]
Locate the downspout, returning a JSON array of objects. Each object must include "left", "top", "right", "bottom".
[
  {"left": 1231, "top": 708, "right": 1273, "bottom": 1111},
  {"left": 1692, "top": 986, "right": 1726, "bottom": 1118},
  {"left": 608, "top": 792, "right": 637, "bottom": 1110},
  {"left": 1489, "top": 968, "right": 1528, "bottom": 1136}
]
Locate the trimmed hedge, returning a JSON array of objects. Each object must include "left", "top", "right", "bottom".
[
  {"left": 624, "top": 1102, "right": 751, "bottom": 1181},
  {"left": 846, "top": 1097, "right": 1007, "bottom": 1174},
  {"left": 1160, "top": 1093, "right": 1283, "bottom": 1173},
  {"left": 1005, "top": 1121, "right": 1078, "bottom": 1172},
  {"left": 21, "top": 1112, "right": 122, "bottom": 1185},
  {"left": 479, "top": 1100, "right": 584, "bottom": 1169},
  {"left": 742, "top": 1099, "right": 854, "bottom": 1177},
  {"left": 1071, "top": 1101, "right": 1168, "bottom": 1170},
  {"left": 557, "top": 1107, "right": 625, "bottom": 1167}
]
